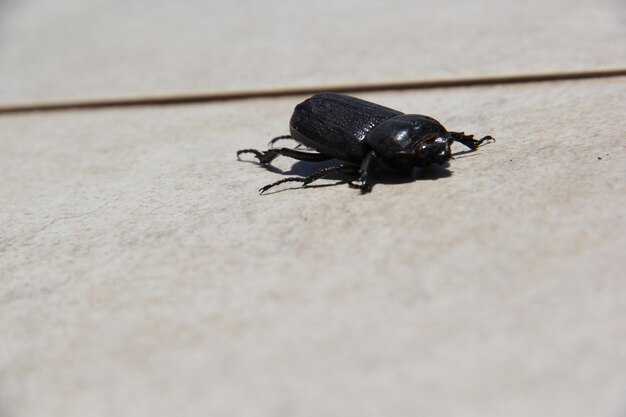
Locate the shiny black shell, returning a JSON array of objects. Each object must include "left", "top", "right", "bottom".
[
  {"left": 289, "top": 93, "right": 402, "bottom": 162},
  {"left": 289, "top": 93, "right": 448, "bottom": 165}
]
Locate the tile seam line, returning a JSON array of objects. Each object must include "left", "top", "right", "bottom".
[{"left": 0, "top": 68, "right": 625, "bottom": 114}]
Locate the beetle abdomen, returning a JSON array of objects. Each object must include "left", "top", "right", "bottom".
[{"left": 289, "top": 93, "right": 403, "bottom": 162}]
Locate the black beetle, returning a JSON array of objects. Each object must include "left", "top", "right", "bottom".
[{"left": 237, "top": 92, "right": 494, "bottom": 194}]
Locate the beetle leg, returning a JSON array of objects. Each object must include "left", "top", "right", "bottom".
[
  {"left": 259, "top": 164, "right": 358, "bottom": 194},
  {"left": 278, "top": 148, "right": 332, "bottom": 161},
  {"left": 356, "top": 151, "right": 378, "bottom": 194},
  {"left": 237, "top": 148, "right": 278, "bottom": 163},
  {"left": 268, "top": 135, "right": 312, "bottom": 151},
  {"left": 237, "top": 147, "right": 332, "bottom": 164},
  {"left": 451, "top": 132, "right": 495, "bottom": 151},
  {"left": 268, "top": 135, "right": 293, "bottom": 148}
]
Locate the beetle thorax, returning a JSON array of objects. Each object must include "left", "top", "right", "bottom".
[{"left": 366, "top": 114, "right": 451, "bottom": 170}]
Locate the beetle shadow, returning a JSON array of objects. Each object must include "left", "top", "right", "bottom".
[
  {"left": 237, "top": 158, "right": 285, "bottom": 175},
  {"left": 258, "top": 159, "right": 452, "bottom": 194},
  {"left": 452, "top": 149, "right": 480, "bottom": 159}
]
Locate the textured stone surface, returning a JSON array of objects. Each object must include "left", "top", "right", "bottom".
[
  {"left": 1, "top": 78, "right": 625, "bottom": 416},
  {"left": 1, "top": 0, "right": 625, "bottom": 105}
]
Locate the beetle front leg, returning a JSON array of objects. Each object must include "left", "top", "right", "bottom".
[
  {"left": 450, "top": 132, "right": 495, "bottom": 151},
  {"left": 354, "top": 151, "right": 377, "bottom": 194}
]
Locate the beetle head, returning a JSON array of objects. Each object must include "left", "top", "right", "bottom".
[{"left": 415, "top": 134, "right": 453, "bottom": 166}]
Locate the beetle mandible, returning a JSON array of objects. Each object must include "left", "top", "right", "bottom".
[{"left": 237, "top": 92, "right": 494, "bottom": 194}]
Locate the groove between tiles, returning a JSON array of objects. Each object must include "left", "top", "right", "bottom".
[{"left": 1, "top": 68, "right": 625, "bottom": 114}]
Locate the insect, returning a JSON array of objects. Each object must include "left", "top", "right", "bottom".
[{"left": 237, "top": 92, "right": 494, "bottom": 194}]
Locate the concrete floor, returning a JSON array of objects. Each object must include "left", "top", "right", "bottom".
[
  {"left": 1, "top": 1, "right": 625, "bottom": 417},
  {"left": 1, "top": 0, "right": 625, "bottom": 105}
]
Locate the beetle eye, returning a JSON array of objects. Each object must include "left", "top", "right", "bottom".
[{"left": 417, "top": 143, "right": 429, "bottom": 157}]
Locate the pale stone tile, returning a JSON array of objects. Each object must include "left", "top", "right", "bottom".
[
  {"left": 1, "top": 78, "right": 625, "bottom": 416},
  {"left": 0, "top": 0, "right": 624, "bottom": 105}
]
